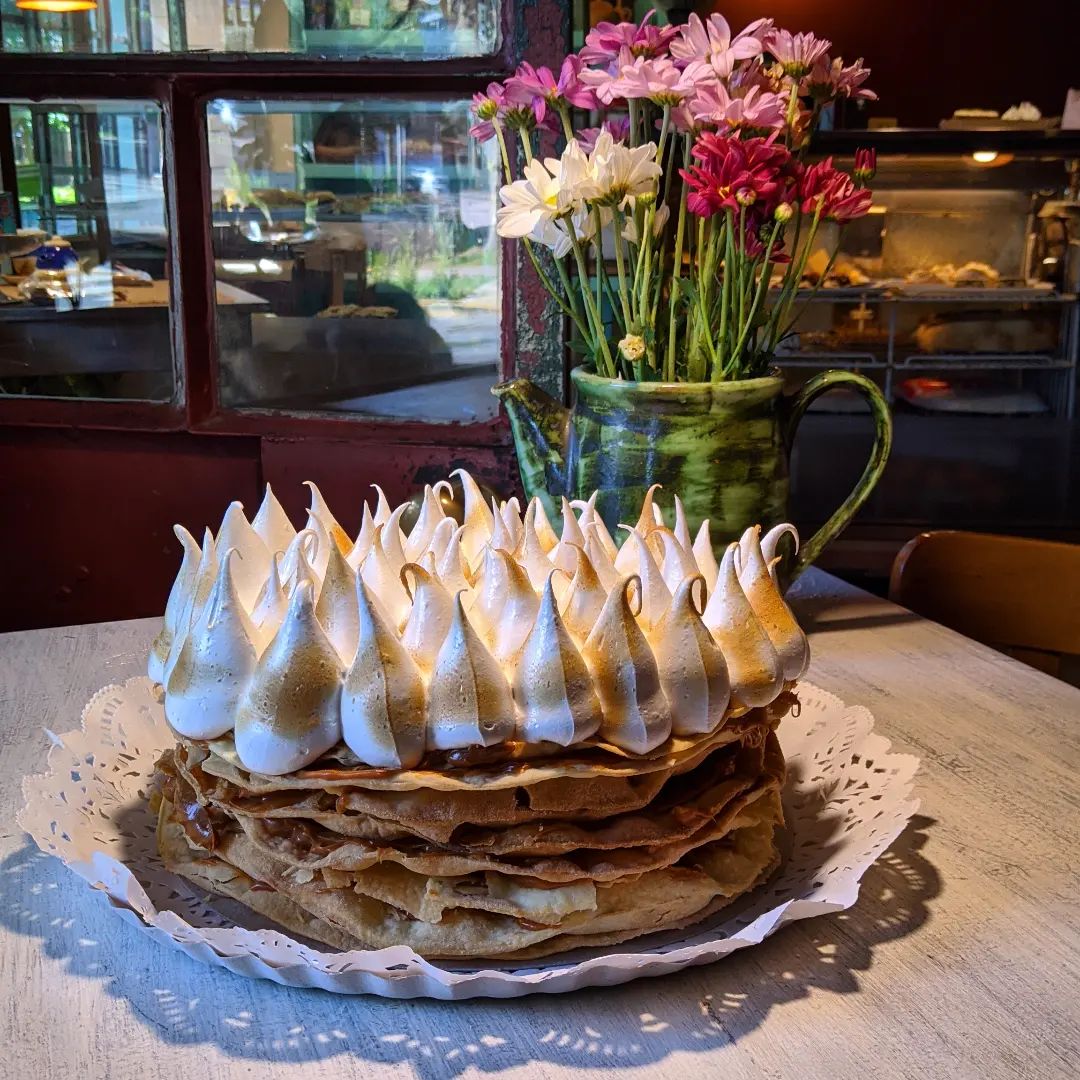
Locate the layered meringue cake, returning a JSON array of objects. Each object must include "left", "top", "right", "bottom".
[{"left": 149, "top": 472, "right": 807, "bottom": 960}]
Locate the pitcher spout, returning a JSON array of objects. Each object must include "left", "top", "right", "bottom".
[{"left": 492, "top": 379, "right": 570, "bottom": 509}]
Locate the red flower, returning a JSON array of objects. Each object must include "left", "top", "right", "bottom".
[
  {"left": 799, "top": 158, "right": 872, "bottom": 222},
  {"left": 681, "top": 133, "right": 795, "bottom": 218},
  {"left": 854, "top": 147, "right": 876, "bottom": 185}
]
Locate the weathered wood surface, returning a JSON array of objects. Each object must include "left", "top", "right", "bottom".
[{"left": 1, "top": 569, "right": 1077, "bottom": 1080}]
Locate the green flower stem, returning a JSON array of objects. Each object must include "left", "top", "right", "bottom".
[
  {"left": 784, "top": 237, "right": 842, "bottom": 333},
  {"left": 556, "top": 102, "right": 574, "bottom": 143},
  {"left": 517, "top": 127, "right": 534, "bottom": 164},
  {"left": 567, "top": 218, "right": 615, "bottom": 377},
  {"left": 654, "top": 105, "right": 671, "bottom": 167},
  {"left": 729, "top": 230, "right": 779, "bottom": 372},
  {"left": 714, "top": 213, "right": 734, "bottom": 380},
  {"left": 553, "top": 253, "right": 592, "bottom": 345},
  {"left": 523, "top": 237, "right": 588, "bottom": 340},
  {"left": 638, "top": 203, "right": 656, "bottom": 367},
  {"left": 493, "top": 124, "right": 513, "bottom": 184},
  {"left": 762, "top": 207, "right": 821, "bottom": 353},
  {"left": 665, "top": 144, "right": 690, "bottom": 381},
  {"left": 611, "top": 208, "right": 635, "bottom": 331},
  {"left": 628, "top": 99, "right": 640, "bottom": 148}
]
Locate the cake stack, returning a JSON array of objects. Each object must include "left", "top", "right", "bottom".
[{"left": 150, "top": 473, "right": 807, "bottom": 959}]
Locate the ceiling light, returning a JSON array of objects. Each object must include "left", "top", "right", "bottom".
[{"left": 16, "top": 0, "right": 97, "bottom": 9}]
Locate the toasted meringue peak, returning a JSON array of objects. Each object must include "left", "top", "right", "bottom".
[
  {"left": 583, "top": 575, "right": 671, "bottom": 754},
  {"left": 650, "top": 575, "right": 730, "bottom": 736},
  {"left": 165, "top": 527, "right": 219, "bottom": 689},
  {"left": 165, "top": 550, "right": 258, "bottom": 741},
  {"left": 250, "top": 553, "right": 288, "bottom": 646},
  {"left": 360, "top": 524, "right": 412, "bottom": 630},
  {"left": 404, "top": 484, "right": 447, "bottom": 563},
  {"left": 499, "top": 496, "right": 524, "bottom": 550},
  {"left": 737, "top": 525, "right": 809, "bottom": 681},
  {"left": 632, "top": 484, "right": 664, "bottom": 539},
  {"left": 570, "top": 491, "right": 599, "bottom": 531},
  {"left": 490, "top": 498, "right": 521, "bottom": 555},
  {"left": 485, "top": 552, "right": 539, "bottom": 667},
  {"left": 400, "top": 563, "right": 456, "bottom": 679},
  {"left": 251, "top": 484, "right": 296, "bottom": 555},
  {"left": 149, "top": 524, "right": 201, "bottom": 684},
  {"left": 341, "top": 580, "right": 426, "bottom": 769},
  {"left": 234, "top": 580, "right": 343, "bottom": 776},
  {"left": 380, "top": 503, "right": 410, "bottom": 578},
  {"left": 451, "top": 468, "right": 496, "bottom": 569},
  {"left": 527, "top": 495, "right": 560, "bottom": 553},
  {"left": 371, "top": 484, "right": 392, "bottom": 528},
  {"left": 702, "top": 544, "right": 784, "bottom": 709},
  {"left": 425, "top": 516, "right": 457, "bottom": 567},
  {"left": 347, "top": 502, "right": 378, "bottom": 571},
  {"left": 316, "top": 542, "right": 360, "bottom": 666},
  {"left": 672, "top": 496, "right": 694, "bottom": 555},
  {"left": 417, "top": 550, "right": 438, "bottom": 576},
  {"left": 559, "top": 545, "right": 608, "bottom": 644},
  {"left": 558, "top": 496, "right": 587, "bottom": 549},
  {"left": 217, "top": 501, "right": 272, "bottom": 610},
  {"left": 651, "top": 525, "right": 704, "bottom": 607},
  {"left": 519, "top": 507, "right": 556, "bottom": 591},
  {"left": 692, "top": 519, "right": 720, "bottom": 593},
  {"left": 281, "top": 528, "right": 320, "bottom": 597},
  {"left": 514, "top": 575, "right": 602, "bottom": 746},
  {"left": 304, "top": 482, "right": 351, "bottom": 554},
  {"left": 303, "top": 510, "right": 333, "bottom": 581},
  {"left": 619, "top": 526, "right": 671, "bottom": 631},
  {"left": 435, "top": 523, "right": 472, "bottom": 596},
  {"left": 426, "top": 593, "right": 515, "bottom": 750},
  {"left": 583, "top": 525, "right": 620, "bottom": 592},
  {"left": 759, "top": 522, "right": 800, "bottom": 585}
]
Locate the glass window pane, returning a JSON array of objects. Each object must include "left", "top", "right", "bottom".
[
  {"left": 0, "top": 99, "right": 174, "bottom": 403},
  {"left": 207, "top": 98, "right": 501, "bottom": 422},
  {"left": 0, "top": 0, "right": 499, "bottom": 59}
]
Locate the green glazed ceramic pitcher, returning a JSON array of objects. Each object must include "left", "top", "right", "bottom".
[{"left": 492, "top": 366, "right": 892, "bottom": 579}]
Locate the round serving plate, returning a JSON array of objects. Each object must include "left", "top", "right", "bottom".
[{"left": 19, "top": 677, "right": 918, "bottom": 999}]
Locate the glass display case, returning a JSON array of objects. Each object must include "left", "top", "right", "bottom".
[
  {"left": 207, "top": 97, "right": 501, "bottom": 421},
  {"left": 0, "top": 98, "right": 175, "bottom": 402},
  {"left": 781, "top": 134, "right": 1080, "bottom": 420}
]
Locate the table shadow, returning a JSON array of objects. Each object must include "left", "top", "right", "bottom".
[{"left": 3, "top": 816, "right": 938, "bottom": 1077}]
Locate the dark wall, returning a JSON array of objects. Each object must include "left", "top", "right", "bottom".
[{"left": 700, "top": 1, "right": 1078, "bottom": 127}]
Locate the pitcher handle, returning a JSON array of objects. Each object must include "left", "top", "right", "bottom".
[{"left": 783, "top": 370, "right": 892, "bottom": 580}]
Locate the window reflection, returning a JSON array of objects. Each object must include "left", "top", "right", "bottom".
[
  {"left": 208, "top": 98, "right": 501, "bottom": 421},
  {"left": 0, "top": 0, "right": 499, "bottom": 58},
  {"left": 0, "top": 100, "right": 174, "bottom": 402}
]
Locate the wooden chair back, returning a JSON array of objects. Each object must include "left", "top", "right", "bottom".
[{"left": 889, "top": 530, "right": 1080, "bottom": 680}]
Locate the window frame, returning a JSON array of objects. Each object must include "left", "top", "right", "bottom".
[{"left": 0, "top": 0, "right": 570, "bottom": 441}]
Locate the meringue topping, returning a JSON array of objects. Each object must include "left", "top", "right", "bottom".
[
  {"left": 760, "top": 522, "right": 800, "bottom": 586},
  {"left": 251, "top": 484, "right": 296, "bottom": 555},
  {"left": 217, "top": 501, "right": 272, "bottom": 610},
  {"left": 152, "top": 471, "right": 807, "bottom": 773},
  {"left": 583, "top": 576, "right": 671, "bottom": 754},
  {"left": 737, "top": 526, "right": 809, "bottom": 681},
  {"left": 400, "top": 563, "right": 456, "bottom": 679},
  {"left": 649, "top": 575, "right": 730, "bottom": 736},
  {"left": 149, "top": 524, "right": 201, "bottom": 684},
  {"left": 692, "top": 519, "right": 720, "bottom": 593},
  {"left": 371, "top": 484, "right": 392, "bottom": 527},
  {"left": 452, "top": 468, "right": 495, "bottom": 568},
  {"left": 341, "top": 580, "right": 426, "bottom": 769},
  {"left": 702, "top": 544, "right": 784, "bottom": 708},
  {"left": 514, "top": 575, "right": 602, "bottom": 746},
  {"left": 315, "top": 542, "right": 360, "bottom": 666},
  {"left": 359, "top": 525, "right": 412, "bottom": 630},
  {"left": 234, "top": 580, "right": 343, "bottom": 776},
  {"left": 404, "top": 483, "right": 448, "bottom": 563},
  {"left": 425, "top": 594, "right": 514, "bottom": 750},
  {"left": 165, "top": 550, "right": 258, "bottom": 740},
  {"left": 560, "top": 545, "right": 608, "bottom": 644}
]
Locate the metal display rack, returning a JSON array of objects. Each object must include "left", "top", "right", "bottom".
[{"left": 776, "top": 286, "right": 1079, "bottom": 417}]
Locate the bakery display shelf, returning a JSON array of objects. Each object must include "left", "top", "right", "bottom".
[
  {"left": 783, "top": 285, "right": 1067, "bottom": 304},
  {"left": 897, "top": 353, "right": 1071, "bottom": 370},
  {"left": 774, "top": 351, "right": 884, "bottom": 367}
]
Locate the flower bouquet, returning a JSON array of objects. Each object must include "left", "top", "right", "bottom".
[{"left": 473, "top": 10, "right": 877, "bottom": 382}]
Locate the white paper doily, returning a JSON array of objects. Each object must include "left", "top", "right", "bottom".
[{"left": 18, "top": 677, "right": 919, "bottom": 999}]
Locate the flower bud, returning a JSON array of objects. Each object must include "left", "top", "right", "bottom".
[
  {"left": 736, "top": 188, "right": 757, "bottom": 207},
  {"left": 475, "top": 98, "right": 501, "bottom": 122},
  {"left": 774, "top": 202, "right": 794, "bottom": 223}
]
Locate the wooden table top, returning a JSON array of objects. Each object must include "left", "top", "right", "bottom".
[{"left": 1, "top": 569, "right": 1077, "bottom": 1080}]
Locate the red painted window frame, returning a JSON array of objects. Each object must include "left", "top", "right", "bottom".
[{"left": 0, "top": 0, "right": 569, "bottom": 442}]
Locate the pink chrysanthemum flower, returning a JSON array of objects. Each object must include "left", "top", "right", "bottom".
[
  {"left": 670, "top": 13, "right": 765, "bottom": 78},
  {"left": 602, "top": 56, "right": 693, "bottom": 106},
  {"left": 579, "top": 8, "right": 677, "bottom": 64},
  {"left": 468, "top": 82, "right": 506, "bottom": 142},
  {"left": 689, "top": 82, "right": 788, "bottom": 132},
  {"left": 505, "top": 57, "right": 599, "bottom": 125},
  {"left": 765, "top": 29, "right": 832, "bottom": 78}
]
